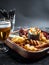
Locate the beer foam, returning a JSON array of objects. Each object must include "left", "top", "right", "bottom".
[{"left": 0, "top": 21, "right": 11, "bottom": 28}]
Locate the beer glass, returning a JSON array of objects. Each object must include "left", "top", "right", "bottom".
[{"left": 0, "top": 20, "right": 11, "bottom": 53}]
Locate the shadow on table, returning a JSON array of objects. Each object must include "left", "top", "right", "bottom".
[{"left": 6, "top": 48, "right": 49, "bottom": 64}]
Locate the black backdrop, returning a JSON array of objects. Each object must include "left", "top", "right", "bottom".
[{"left": 0, "top": 0, "right": 49, "bottom": 27}]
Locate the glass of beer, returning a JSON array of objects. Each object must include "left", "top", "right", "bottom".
[{"left": 0, "top": 20, "right": 11, "bottom": 53}]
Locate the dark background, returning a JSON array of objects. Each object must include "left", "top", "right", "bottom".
[
  {"left": 0, "top": 0, "right": 49, "bottom": 27},
  {"left": 0, "top": 1, "right": 49, "bottom": 65}
]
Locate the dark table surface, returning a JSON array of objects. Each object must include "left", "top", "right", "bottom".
[{"left": 0, "top": 44, "right": 49, "bottom": 65}]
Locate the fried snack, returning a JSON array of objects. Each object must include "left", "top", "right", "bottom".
[
  {"left": 36, "top": 41, "right": 49, "bottom": 48},
  {"left": 11, "top": 36, "right": 25, "bottom": 44},
  {"left": 11, "top": 27, "right": 49, "bottom": 51},
  {"left": 24, "top": 44, "right": 38, "bottom": 51},
  {"left": 46, "top": 40, "right": 49, "bottom": 43},
  {"left": 39, "top": 32, "right": 46, "bottom": 41},
  {"left": 11, "top": 35, "right": 49, "bottom": 51}
]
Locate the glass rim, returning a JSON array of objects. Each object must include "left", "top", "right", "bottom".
[
  {"left": 0, "top": 20, "right": 11, "bottom": 28},
  {"left": 0, "top": 18, "right": 10, "bottom": 21}
]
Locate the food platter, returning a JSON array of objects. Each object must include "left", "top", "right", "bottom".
[{"left": 4, "top": 27, "right": 49, "bottom": 59}]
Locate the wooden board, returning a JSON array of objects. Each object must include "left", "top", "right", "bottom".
[{"left": 4, "top": 30, "right": 49, "bottom": 59}]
